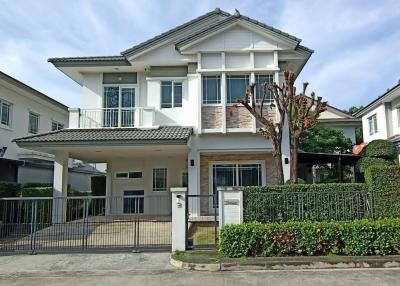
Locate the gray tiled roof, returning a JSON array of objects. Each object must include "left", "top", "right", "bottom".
[
  {"left": 48, "top": 56, "right": 127, "bottom": 62},
  {"left": 14, "top": 126, "right": 193, "bottom": 145}
]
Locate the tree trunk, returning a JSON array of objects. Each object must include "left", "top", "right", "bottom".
[
  {"left": 290, "top": 136, "right": 299, "bottom": 183},
  {"left": 274, "top": 144, "right": 284, "bottom": 185}
]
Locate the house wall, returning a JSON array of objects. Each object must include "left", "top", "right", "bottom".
[
  {"left": 108, "top": 155, "right": 187, "bottom": 215},
  {"left": 361, "top": 104, "right": 388, "bottom": 142},
  {"left": 0, "top": 79, "right": 68, "bottom": 161}
]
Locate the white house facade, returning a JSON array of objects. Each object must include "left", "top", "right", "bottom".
[
  {"left": 0, "top": 71, "right": 101, "bottom": 190},
  {"left": 355, "top": 83, "right": 400, "bottom": 160},
  {"left": 14, "top": 9, "right": 357, "bottom": 217}
]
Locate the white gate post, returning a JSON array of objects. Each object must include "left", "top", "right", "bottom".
[
  {"left": 218, "top": 187, "right": 243, "bottom": 230},
  {"left": 171, "top": 187, "right": 187, "bottom": 251},
  {"left": 52, "top": 151, "right": 69, "bottom": 224}
]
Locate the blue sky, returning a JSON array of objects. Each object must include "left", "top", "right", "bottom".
[{"left": 0, "top": 0, "right": 399, "bottom": 110}]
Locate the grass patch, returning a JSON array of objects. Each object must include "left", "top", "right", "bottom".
[
  {"left": 191, "top": 226, "right": 217, "bottom": 245},
  {"left": 172, "top": 250, "right": 225, "bottom": 264}
]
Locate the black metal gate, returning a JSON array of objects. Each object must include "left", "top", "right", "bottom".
[
  {"left": 0, "top": 196, "right": 171, "bottom": 253},
  {"left": 185, "top": 194, "right": 218, "bottom": 249}
]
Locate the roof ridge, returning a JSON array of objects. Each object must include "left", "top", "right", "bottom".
[{"left": 121, "top": 8, "right": 230, "bottom": 56}]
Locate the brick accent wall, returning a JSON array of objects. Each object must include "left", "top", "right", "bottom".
[
  {"left": 199, "top": 153, "right": 277, "bottom": 214},
  {"left": 201, "top": 106, "right": 223, "bottom": 129},
  {"left": 256, "top": 105, "right": 277, "bottom": 128},
  {"left": 226, "top": 106, "right": 253, "bottom": 129}
]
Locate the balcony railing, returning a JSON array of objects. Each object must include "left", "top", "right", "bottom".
[{"left": 69, "top": 107, "right": 156, "bottom": 129}]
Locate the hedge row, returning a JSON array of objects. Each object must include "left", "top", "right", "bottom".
[
  {"left": 0, "top": 181, "right": 21, "bottom": 197},
  {"left": 243, "top": 183, "right": 368, "bottom": 222},
  {"left": 219, "top": 219, "right": 400, "bottom": 257}
]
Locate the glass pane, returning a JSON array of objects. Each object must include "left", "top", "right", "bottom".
[
  {"left": 255, "top": 74, "right": 273, "bottom": 103},
  {"left": 238, "top": 164, "right": 262, "bottom": 186},
  {"left": 1, "top": 103, "right": 10, "bottom": 125},
  {"left": 227, "top": 75, "right": 249, "bottom": 104},
  {"left": 52, "top": 122, "right": 57, "bottom": 131},
  {"left": 213, "top": 164, "right": 236, "bottom": 192},
  {"left": 153, "top": 168, "right": 167, "bottom": 191},
  {"left": 174, "top": 83, "right": 182, "bottom": 107},
  {"left": 182, "top": 171, "right": 188, "bottom": 188},
  {"left": 161, "top": 81, "right": 172, "bottom": 108},
  {"left": 121, "top": 88, "right": 135, "bottom": 108},
  {"left": 203, "top": 76, "right": 221, "bottom": 104},
  {"left": 29, "top": 112, "right": 39, "bottom": 133},
  {"left": 103, "top": 87, "right": 119, "bottom": 108}
]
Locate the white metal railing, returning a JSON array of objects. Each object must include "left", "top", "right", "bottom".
[{"left": 75, "top": 107, "right": 156, "bottom": 128}]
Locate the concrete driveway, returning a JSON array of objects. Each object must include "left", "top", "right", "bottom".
[{"left": 0, "top": 253, "right": 400, "bottom": 286}]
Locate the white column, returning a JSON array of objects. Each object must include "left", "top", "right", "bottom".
[
  {"left": 218, "top": 187, "right": 243, "bottom": 230},
  {"left": 171, "top": 187, "right": 187, "bottom": 252},
  {"left": 52, "top": 151, "right": 69, "bottom": 224},
  {"left": 105, "top": 162, "right": 112, "bottom": 215},
  {"left": 68, "top": 108, "right": 80, "bottom": 128},
  {"left": 221, "top": 72, "right": 227, "bottom": 133}
]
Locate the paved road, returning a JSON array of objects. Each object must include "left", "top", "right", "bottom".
[{"left": 0, "top": 253, "right": 400, "bottom": 286}]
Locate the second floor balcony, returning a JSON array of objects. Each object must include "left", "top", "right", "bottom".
[{"left": 68, "top": 107, "right": 156, "bottom": 129}]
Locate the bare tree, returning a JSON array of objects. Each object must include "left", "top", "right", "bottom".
[
  {"left": 282, "top": 71, "right": 327, "bottom": 183},
  {"left": 237, "top": 76, "right": 289, "bottom": 185}
]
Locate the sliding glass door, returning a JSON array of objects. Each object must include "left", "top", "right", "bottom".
[{"left": 103, "top": 86, "right": 136, "bottom": 127}]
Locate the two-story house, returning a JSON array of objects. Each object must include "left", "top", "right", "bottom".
[
  {"left": 354, "top": 82, "right": 400, "bottom": 161},
  {"left": 13, "top": 9, "right": 357, "bottom": 217},
  {"left": 0, "top": 71, "right": 101, "bottom": 190}
]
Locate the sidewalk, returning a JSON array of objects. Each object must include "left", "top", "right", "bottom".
[{"left": 0, "top": 252, "right": 174, "bottom": 275}]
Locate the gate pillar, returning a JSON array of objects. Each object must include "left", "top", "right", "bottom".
[
  {"left": 218, "top": 187, "right": 243, "bottom": 230},
  {"left": 171, "top": 187, "right": 187, "bottom": 251}
]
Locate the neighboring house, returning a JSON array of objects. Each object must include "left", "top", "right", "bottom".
[
  {"left": 13, "top": 8, "right": 354, "bottom": 216},
  {"left": 0, "top": 71, "right": 102, "bottom": 189},
  {"left": 354, "top": 82, "right": 400, "bottom": 159}
]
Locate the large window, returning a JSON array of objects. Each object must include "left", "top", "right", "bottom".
[
  {"left": 153, "top": 168, "right": 168, "bottom": 192},
  {"left": 226, "top": 75, "right": 249, "bottom": 104},
  {"left": 161, "top": 81, "right": 182, "bottom": 108},
  {"left": 255, "top": 74, "right": 274, "bottom": 104},
  {"left": 202, "top": 76, "right": 221, "bottom": 104},
  {"left": 103, "top": 86, "right": 135, "bottom": 127},
  {"left": 0, "top": 99, "right": 11, "bottom": 127},
  {"left": 28, "top": 112, "right": 39, "bottom": 134},
  {"left": 368, "top": 114, "right": 378, "bottom": 135},
  {"left": 51, "top": 120, "right": 64, "bottom": 131}
]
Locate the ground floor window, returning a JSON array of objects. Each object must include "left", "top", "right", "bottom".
[
  {"left": 123, "top": 190, "right": 144, "bottom": 214},
  {"left": 152, "top": 168, "right": 168, "bottom": 192}
]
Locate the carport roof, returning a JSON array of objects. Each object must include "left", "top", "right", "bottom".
[{"left": 14, "top": 126, "right": 193, "bottom": 146}]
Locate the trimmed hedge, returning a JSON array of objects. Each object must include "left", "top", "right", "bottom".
[
  {"left": 356, "top": 157, "right": 395, "bottom": 173},
  {"left": 0, "top": 181, "right": 21, "bottom": 197},
  {"left": 362, "top": 139, "right": 398, "bottom": 159},
  {"left": 365, "top": 166, "right": 400, "bottom": 218},
  {"left": 219, "top": 219, "right": 400, "bottom": 257}
]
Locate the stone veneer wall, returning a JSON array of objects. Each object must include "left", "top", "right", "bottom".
[
  {"left": 199, "top": 153, "right": 277, "bottom": 214},
  {"left": 226, "top": 106, "right": 253, "bottom": 129},
  {"left": 201, "top": 106, "right": 223, "bottom": 129},
  {"left": 256, "top": 105, "right": 277, "bottom": 128}
]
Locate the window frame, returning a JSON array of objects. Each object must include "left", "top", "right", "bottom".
[
  {"left": 152, "top": 168, "right": 168, "bottom": 192},
  {"left": 368, "top": 113, "right": 378, "bottom": 135},
  {"left": 160, "top": 81, "right": 183, "bottom": 109},
  {"left": 181, "top": 170, "right": 188, "bottom": 188},
  {"left": 28, "top": 111, "right": 40, "bottom": 134},
  {"left": 226, "top": 74, "right": 250, "bottom": 105},
  {"left": 0, "top": 98, "right": 12, "bottom": 128},
  {"left": 51, "top": 120, "right": 64, "bottom": 131},
  {"left": 115, "top": 171, "right": 143, "bottom": 179},
  {"left": 254, "top": 74, "right": 274, "bottom": 104},
  {"left": 202, "top": 75, "right": 221, "bottom": 105},
  {"left": 102, "top": 84, "right": 138, "bottom": 109}
]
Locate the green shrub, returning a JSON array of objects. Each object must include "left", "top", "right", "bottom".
[
  {"left": 0, "top": 181, "right": 21, "bottom": 197},
  {"left": 365, "top": 166, "right": 400, "bottom": 218},
  {"left": 362, "top": 139, "right": 398, "bottom": 159},
  {"left": 243, "top": 183, "right": 368, "bottom": 222},
  {"left": 23, "top": 182, "right": 53, "bottom": 188},
  {"left": 285, "top": 178, "right": 306, "bottom": 184},
  {"left": 356, "top": 157, "right": 395, "bottom": 173},
  {"left": 219, "top": 219, "right": 400, "bottom": 257},
  {"left": 91, "top": 175, "right": 106, "bottom": 196}
]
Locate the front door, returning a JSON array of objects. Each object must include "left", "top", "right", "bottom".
[{"left": 103, "top": 86, "right": 136, "bottom": 127}]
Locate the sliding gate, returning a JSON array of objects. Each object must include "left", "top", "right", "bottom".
[
  {"left": 186, "top": 194, "right": 218, "bottom": 249},
  {"left": 0, "top": 196, "right": 171, "bottom": 253}
]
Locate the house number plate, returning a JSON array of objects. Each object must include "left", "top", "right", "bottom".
[{"left": 224, "top": 199, "right": 239, "bottom": 205}]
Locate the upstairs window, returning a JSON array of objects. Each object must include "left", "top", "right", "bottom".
[
  {"left": 202, "top": 76, "right": 221, "bottom": 104},
  {"left": 0, "top": 99, "right": 11, "bottom": 127},
  {"left": 51, "top": 120, "right": 64, "bottom": 131},
  {"left": 368, "top": 114, "right": 378, "bottom": 135},
  {"left": 153, "top": 168, "right": 167, "bottom": 191},
  {"left": 255, "top": 74, "right": 274, "bottom": 104},
  {"left": 161, "top": 81, "right": 182, "bottom": 108},
  {"left": 226, "top": 75, "right": 249, "bottom": 104},
  {"left": 28, "top": 111, "right": 39, "bottom": 134}
]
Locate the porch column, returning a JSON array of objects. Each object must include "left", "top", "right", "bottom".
[
  {"left": 171, "top": 187, "right": 187, "bottom": 251},
  {"left": 52, "top": 151, "right": 68, "bottom": 224},
  {"left": 105, "top": 162, "right": 112, "bottom": 215}
]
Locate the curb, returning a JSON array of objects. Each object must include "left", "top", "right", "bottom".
[{"left": 170, "top": 255, "right": 400, "bottom": 272}]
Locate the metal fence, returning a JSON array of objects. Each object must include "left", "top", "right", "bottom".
[
  {"left": 243, "top": 190, "right": 375, "bottom": 222},
  {"left": 0, "top": 196, "right": 171, "bottom": 253}
]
